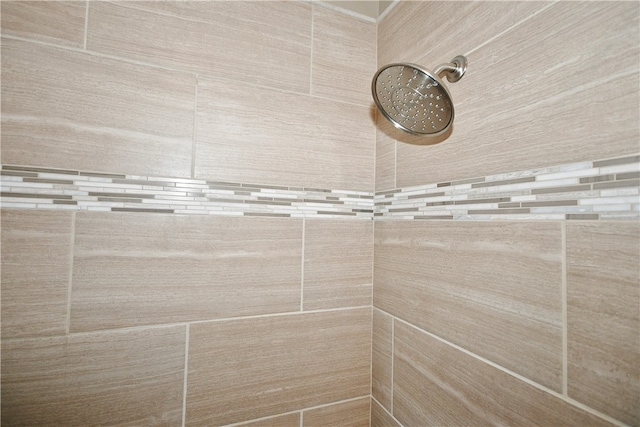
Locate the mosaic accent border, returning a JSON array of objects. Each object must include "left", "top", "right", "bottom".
[
  {"left": 1, "top": 154, "right": 638, "bottom": 220},
  {"left": 375, "top": 154, "right": 639, "bottom": 221},
  {"left": 0, "top": 166, "right": 373, "bottom": 219}
]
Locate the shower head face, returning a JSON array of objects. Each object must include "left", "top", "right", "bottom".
[{"left": 372, "top": 63, "right": 454, "bottom": 136}]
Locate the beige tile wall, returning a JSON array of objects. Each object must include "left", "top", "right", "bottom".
[
  {"left": 1, "top": 2, "right": 375, "bottom": 425},
  {"left": 377, "top": 1, "right": 639, "bottom": 190},
  {"left": 374, "top": 3, "right": 639, "bottom": 427}
]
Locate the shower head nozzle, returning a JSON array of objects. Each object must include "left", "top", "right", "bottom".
[{"left": 372, "top": 55, "right": 467, "bottom": 137}]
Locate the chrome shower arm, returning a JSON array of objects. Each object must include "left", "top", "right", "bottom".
[{"left": 433, "top": 55, "right": 468, "bottom": 83}]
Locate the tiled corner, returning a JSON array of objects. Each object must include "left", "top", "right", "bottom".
[
  {"left": 302, "top": 397, "right": 370, "bottom": 427},
  {"left": 372, "top": 308, "right": 393, "bottom": 411}
]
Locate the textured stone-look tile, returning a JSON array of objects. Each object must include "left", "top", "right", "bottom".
[
  {"left": 388, "top": 2, "right": 639, "bottom": 187},
  {"left": 87, "top": 2, "right": 311, "bottom": 93},
  {"left": 1, "top": 209, "right": 73, "bottom": 338},
  {"left": 71, "top": 212, "right": 302, "bottom": 332},
  {"left": 374, "top": 221, "right": 563, "bottom": 391},
  {"left": 195, "top": 76, "right": 374, "bottom": 191},
  {"left": 378, "top": 1, "right": 547, "bottom": 67},
  {"left": 372, "top": 308, "right": 393, "bottom": 410},
  {"left": 186, "top": 309, "right": 371, "bottom": 426},
  {"left": 393, "top": 321, "right": 613, "bottom": 427},
  {"left": 567, "top": 221, "right": 640, "bottom": 426},
  {"left": 371, "top": 398, "right": 401, "bottom": 427},
  {"left": 303, "top": 397, "right": 370, "bottom": 427},
  {"left": 236, "top": 413, "right": 300, "bottom": 427},
  {"left": 375, "top": 112, "right": 396, "bottom": 192},
  {"left": 1, "top": 38, "right": 194, "bottom": 177},
  {"left": 311, "top": 5, "right": 377, "bottom": 105},
  {"left": 1, "top": 1, "right": 86, "bottom": 48},
  {"left": 303, "top": 219, "right": 373, "bottom": 310},
  {"left": 1, "top": 326, "right": 186, "bottom": 426}
]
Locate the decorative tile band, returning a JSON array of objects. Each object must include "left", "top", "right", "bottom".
[
  {"left": 375, "top": 154, "right": 639, "bottom": 221},
  {"left": 2, "top": 154, "right": 638, "bottom": 221},
  {"left": 0, "top": 165, "right": 373, "bottom": 219}
]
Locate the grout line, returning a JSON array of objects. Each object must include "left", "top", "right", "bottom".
[
  {"left": 390, "top": 315, "right": 394, "bottom": 415},
  {"left": 65, "top": 211, "right": 77, "bottom": 334},
  {"left": 182, "top": 323, "right": 190, "bottom": 427},
  {"left": 0, "top": 305, "right": 374, "bottom": 343},
  {"left": 561, "top": 221, "right": 568, "bottom": 396},
  {"left": 299, "top": 410, "right": 304, "bottom": 427},
  {"left": 83, "top": 1, "right": 90, "bottom": 50},
  {"left": 191, "top": 75, "right": 199, "bottom": 179},
  {"left": 371, "top": 395, "right": 406, "bottom": 427},
  {"left": 463, "top": 1, "right": 559, "bottom": 57},
  {"left": 300, "top": 219, "right": 306, "bottom": 311},
  {"left": 309, "top": 4, "right": 315, "bottom": 97},
  {"left": 388, "top": 312, "right": 628, "bottom": 427}
]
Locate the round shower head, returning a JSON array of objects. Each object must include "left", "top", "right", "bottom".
[{"left": 372, "top": 56, "right": 467, "bottom": 136}]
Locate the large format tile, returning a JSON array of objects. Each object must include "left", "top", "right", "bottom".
[
  {"left": 185, "top": 309, "right": 371, "bottom": 426},
  {"left": 194, "top": 76, "right": 375, "bottom": 191},
  {"left": 87, "top": 2, "right": 311, "bottom": 93},
  {"left": 393, "top": 321, "right": 613, "bottom": 427},
  {"left": 378, "top": 1, "right": 548, "bottom": 68},
  {"left": 1, "top": 38, "right": 194, "bottom": 177},
  {"left": 303, "top": 397, "right": 370, "bottom": 427},
  {"left": 372, "top": 308, "right": 393, "bottom": 410},
  {"left": 388, "top": 2, "right": 639, "bottom": 187},
  {"left": 1, "top": 1, "right": 86, "bottom": 48},
  {"left": 311, "top": 5, "right": 377, "bottom": 105},
  {"left": 70, "top": 213, "right": 302, "bottom": 332},
  {"left": 303, "top": 219, "right": 373, "bottom": 310},
  {"left": 374, "top": 220, "right": 564, "bottom": 391},
  {"left": 1, "top": 210, "right": 73, "bottom": 338},
  {"left": 1, "top": 326, "right": 186, "bottom": 426},
  {"left": 567, "top": 221, "right": 640, "bottom": 426}
]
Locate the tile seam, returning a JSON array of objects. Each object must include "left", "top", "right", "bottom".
[
  {"left": 182, "top": 323, "right": 190, "bottom": 427},
  {"left": 83, "top": 0, "right": 89, "bottom": 50},
  {"left": 65, "top": 211, "right": 77, "bottom": 335},
  {"left": 562, "top": 221, "right": 568, "bottom": 397},
  {"left": 388, "top": 313, "right": 627, "bottom": 427}
]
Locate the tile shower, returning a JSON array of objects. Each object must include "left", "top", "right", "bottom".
[{"left": 1, "top": 2, "right": 638, "bottom": 427}]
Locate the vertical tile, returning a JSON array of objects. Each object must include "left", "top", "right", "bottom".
[
  {"left": 303, "top": 219, "right": 373, "bottom": 310},
  {"left": 303, "top": 397, "right": 370, "bottom": 427},
  {"left": 372, "top": 308, "right": 393, "bottom": 410},
  {"left": 1, "top": 1, "right": 86, "bottom": 48},
  {"left": 567, "top": 221, "right": 640, "bottom": 426},
  {"left": 87, "top": 2, "right": 312, "bottom": 93},
  {"left": 1, "top": 209, "right": 73, "bottom": 338},
  {"left": 371, "top": 398, "right": 401, "bottom": 427},
  {"left": 393, "top": 321, "right": 613, "bottom": 427},
  {"left": 1, "top": 38, "right": 195, "bottom": 177},
  {"left": 311, "top": 5, "right": 377, "bottom": 105},
  {"left": 186, "top": 309, "right": 371, "bottom": 426},
  {"left": 392, "top": 2, "right": 639, "bottom": 187},
  {"left": 195, "top": 76, "right": 375, "bottom": 191},
  {"left": 71, "top": 212, "right": 303, "bottom": 332},
  {"left": 374, "top": 221, "right": 564, "bottom": 391},
  {"left": 1, "top": 326, "right": 186, "bottom": 426}
]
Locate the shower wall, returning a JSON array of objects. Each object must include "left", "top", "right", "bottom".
[
  {"left": 1, "top": 2, "right": 376, "bottom": 426},
  {"left": 373, "top": 2, "right": 639, "bottom": 427}
]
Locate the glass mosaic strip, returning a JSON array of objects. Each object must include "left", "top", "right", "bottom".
[
  {"left": 375, "top": 154, "right": 639, "bottom": 221},
  {"left": 1, "top": 153, "right": 638, "bottom": 220},
  {"left": 0, "top": 166, "right": 373, "bottom": 219}
]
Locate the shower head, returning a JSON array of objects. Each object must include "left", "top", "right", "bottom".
[{"left": 372, "top": 55, "right": 467, "bottom": 136}]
